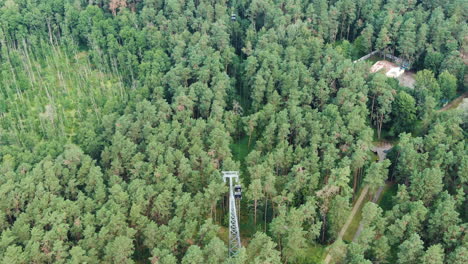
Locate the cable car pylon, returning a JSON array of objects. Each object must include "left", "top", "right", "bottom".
[{"left": 222, "top": 171, "right": 242, "bottom": 257}]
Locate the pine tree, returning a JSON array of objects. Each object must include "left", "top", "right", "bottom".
[
  {"left": 364, "top": 160, "right": 390, "bottom": 196},
  {"left": 398, "top": 18, "right": 417, "bottom": 62},
  {"left": 391, "top": 91, "right": 417, "bottom": 135},
  {"left": 246, "top": 232, "right": 282, "bottom": 264},
  {"left": 438, "top": 71, "right": 457, "bottom": 101},
  {"left": 376, "top": 27, "right": 391, "bottom": 52},
  {"left": 397, "top": 234, "right": 424, "bottom": 264},
  {"left": 421, "top": 244, "right": 444, "bottom": 264}
]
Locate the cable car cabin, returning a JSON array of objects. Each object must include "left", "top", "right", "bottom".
[
  {"left": 234, "top": 184, "right": 242, "bottom": 199},
  {"left": 231, "top": 13, "right": 237, "bottom": 21}
]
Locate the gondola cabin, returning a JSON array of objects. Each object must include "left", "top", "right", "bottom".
[
  {"left": 231, "top": 13, "right": 237, "bottom": 21},
  {"left": 234, "top": 184, "right": 242, "bottom": 199}
]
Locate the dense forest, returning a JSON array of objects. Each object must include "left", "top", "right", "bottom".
[{"left": 0, "top": 0, "right": 466, "bottom": 263}]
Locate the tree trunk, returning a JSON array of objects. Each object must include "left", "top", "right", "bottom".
[
  {"left": 347, "top": 23, "right": 351, "bottom": 40},
  {"left": 46, "top": 19, "right": 53, "bottom": 45},
  {"left": 264, "top": 198, "right": 268, "bottom": 232},
  {"left": 377, "top": 120, "right": 381, "bottom": 139},
  {"left": 254, "top": 199, "right": 257, "bottom": 227},
  {"left": 360, "top": 167, "right": 363, "bottom": 185},
  {"left": 321, "top": 214, "right": 327, "bottom": 243},
  {"left": 221, "top": 195, "right": 225, "bottom": 223},
  {"left": 340, "top": 20, "right": 345, "bottom": 40},
  {"left": 378, "top": 113, "right": 384, "bottom": 139},
  {"left": 353, "top": 169, "right": 358, "bottom": 199},
  {"left": 371, "top": 94, "right": 376, "bottom": 120}
]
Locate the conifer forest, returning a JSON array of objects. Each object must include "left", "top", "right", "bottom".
[{"left": 0, "top": 0, "right": 467, "bottom": 263}]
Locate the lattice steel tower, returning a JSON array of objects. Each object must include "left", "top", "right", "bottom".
[{"left": 222, "top": 171, "right": 242, "bottom": 257}]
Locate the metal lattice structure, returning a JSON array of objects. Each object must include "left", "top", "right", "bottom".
[{"left": 222, "top": 171, "right": 241, "bottom": 257}]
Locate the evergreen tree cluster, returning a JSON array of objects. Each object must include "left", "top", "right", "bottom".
[{"left": 0, "top": 0, "right": 466, "bottom": 263}]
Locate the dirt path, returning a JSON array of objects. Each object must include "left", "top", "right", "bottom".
[
  {"left": 323, "top": 185, "right": 369, "bottom": 264},
  {"left": 439, "top": 92, "right": 468, "bottom": 111},
  {"left": 323, "top": 143, "right": 393, "bottom": 264},
  {"left": 397, "top": 71, "right": 415, "bottom": 88},
  {"left": 352, "top": 185, "right": 385, "bottom": 242},
  {"left": 337, "top": 186, "right": 369, "bottom": 240},
  {"left": 372, "top": 143, "right": 393, "bottom": 162},
  {"left": 350, "top": 144, "right": 393, "bottom": 243},
  {"left": 346, "top": 92, "right": 466, "bottom": 244},
  {"left": 323, "top": 90, "right": 465, "bottom": 263}
]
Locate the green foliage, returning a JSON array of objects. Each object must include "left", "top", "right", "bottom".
[
  {"left": 364, "top": 159, "right": 390, "bottom": 194},
  {"left": 422, "top": 244, "right": 445, "bottom": 264},
  {"left": 397, "top": 234, "right": 424, "bottom": 264},
  {"left": 295, "top": 243, "right": 326, "bottom": 264},
  {"left": 424, "top": 50, "right": 444, "bottom": 75},
  {"left": 378, "top": 184, "right": 398, "bottom": 211},
  {"left": 376, "top": 27, "right": 391, "bottom": 52},
  {"left": 438, "top": 71, "right": 457, "bottom": 101},
  {"left": 398, "top": 18, "right": 417, "bottom": 62},
  {"left": 390, "top": 91, "right": 417, "bottom": 135},
  {"left": 415, "top": 69, "right": 441, "bottom": 105},
  {"left": 0, "top": 0, "right": 466, "bottom": 263},
  {"left": 346, "top": 243, "right": 372, "bottom": 264},
  {"left": 246, "top": 232, "right": 281, "bottom": 264},
  {"left": 410, "top": 167, "right": 444, "bottom": 205}
]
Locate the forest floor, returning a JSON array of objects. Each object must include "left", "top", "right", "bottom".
[
  {"left": 372, "top": 142, "right": 393, "bottom": 162},
  {"left": 378, "top": 183, "right": 398, "bottom": 211},
  {"left": 397, "top": 71, "right": 416, "bottom": 88}
]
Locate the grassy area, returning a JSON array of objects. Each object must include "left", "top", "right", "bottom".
[
  {"left": 351, "top": 184, "right": 366, "bottom": 206},
  {"left": 378, "top": 183, "right": 398, "bottom": 211},
  {"left": 217, "top": 202, "right": 273, "bottom": 248},
  {"left": 230, "top": 135, "right": 253, "bottom": 163},
  {"left": 411, "top": 120, "right": 426, "bottom": 137},
  {"left": 218, "top": 226, "right": 229, "bottom": 244},
  {"left": 368, "top": 149, "right": 379, "bottom": 162},
  {"left": 343, "top": 182, "right": 396, "bottom": 242},
  {"left": 372, "top": 127, "right": 399, "bottom": 144},
  {"left": 444, "top": 100, "right": 464, "bottom": 110},
  {"left": 215, "top": 204, "right": 260, "bottom": 240},
  {"left": 230, "top": 134, "right": 257, "bottom": 188},
  {"left": 238, "top": 203, "right": 264, "bottom": 243},
  {"left": 343, "top": 190, "right": 368, "bottom": 242},
  {"left": 297, "top": 243, "right": 327, "bottom": 264},
  {"left": 217, "top": 135, "right": 259, "bottom": 246},
  {"left": 367, "top": 55, "right": 382, "bottom": 63}
]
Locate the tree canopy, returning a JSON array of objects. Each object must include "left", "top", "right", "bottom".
[{"left": 0, "top": 0, "right": 466, "bottom": 263}]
